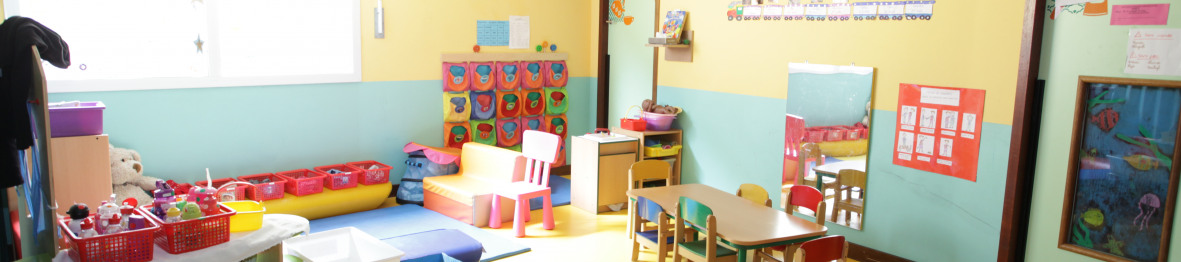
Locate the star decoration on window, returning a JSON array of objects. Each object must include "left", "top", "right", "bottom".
[{"left": 194, "top": 35, "right": 204, "bottom": 53}]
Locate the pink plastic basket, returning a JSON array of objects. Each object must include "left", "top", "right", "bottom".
[
  {"left": 48, "top": 101, "right": 105, "bottom": 138},
  {"left": 346, "top": 160, "right": 392, "bottom": 185},
  {"left": 804, "top": 127, "right": 827, "bottom": 143},
  {"left": 641, "top": 111, "right": 677, "bottom": 131}
]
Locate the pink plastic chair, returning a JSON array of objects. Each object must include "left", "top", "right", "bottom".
[{"left": 489, "top": 130, "right": 561, "bottom": 237}]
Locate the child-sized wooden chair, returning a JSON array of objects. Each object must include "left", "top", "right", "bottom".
[
  {"left": 627, "top": 160, "right": 672, "bottom": 239},
  {"left": 798, "top": 143, "right": 837, "bottom": 197},
  {"left": 631, "top": 196, "right": 676, "bottom": 262},
  {"left": 792, "top": 235, "right": 849, "bottom": 262},
  {"left": 736, "top": 183, "right": 772, "bottom": 207},
  {"left": 834, "top": 169, "right": 866, "bottom": 226},
  {"left": 761, "top": 185, "right": 827, "bottom": 261},
  {"left": 489, "top": 130, "right": 561, "bottom": 237},
  {"left": 673, "top": 197, "right": 738, "bottom": 262}
]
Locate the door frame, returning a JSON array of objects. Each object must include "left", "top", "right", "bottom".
[
  {"left": 997, "top": 0, "right": 1046, "bottom": 260},
  {"left": 596, "top": 0, "right": 662, "bottom": 128}
]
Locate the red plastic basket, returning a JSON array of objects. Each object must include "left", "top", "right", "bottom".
[
  {"left": 195, "top": 178, "right": 247, "bottom": 200},
  {"left": 137, "top": 203, "right": 236, "bottom": 254},
  {"left": 825, "top": 126, "right": 848, "bottom": 142},
  {"left": 346, "top": 160, "right": 392, "bottom": 185},
  {"left": 842, "top": 125, "right": 862, "bottom": 140},
  {"left": 237, "top": 173, "right": 288, "bottom": 200},
  {"left": 276, "top": 169, "right": 327, "bottom": 196},
  {"left": 58, "top": 208, "right": 160, "bottom": 262},
  {"left": 804, "top": 127, "right": 827, "bottom": 143},
  {"left": 313, "top": 164, "right": 361, "bottom": 190}
]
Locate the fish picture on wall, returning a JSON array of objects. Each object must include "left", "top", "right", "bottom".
[{"left": 1062, "top": 77, "right": 1181, "bottom": 262}]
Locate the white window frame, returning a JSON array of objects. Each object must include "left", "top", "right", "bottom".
[{"left": 4, "top": 1, "right": 362, "bottom": 93}]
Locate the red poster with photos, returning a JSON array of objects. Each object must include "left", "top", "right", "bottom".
[{"left": 893, "top": 84, "right": 985, "bottom": 181}]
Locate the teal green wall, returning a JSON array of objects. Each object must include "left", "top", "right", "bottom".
[
  {"left": 659, "top": 85, "right": 1011, "bottom": 261},
  {"left": 786, "top": 71, "right": 873, "bottom": 127},
  {"left": 48, "top": 78, "right": 596, "bottom": 183},
  {"left": 606, "top": 0, "right": 655, "bottom": 126},
  {"left": 1025, "top": 1, "right": 1181, "bottom": 261}
]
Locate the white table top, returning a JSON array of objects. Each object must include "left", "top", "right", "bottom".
[
  {"left": 813, "top": 159, "right": 867, "bottom": 176},
  {"left": 54, "top": 214, "right": 309, "bottom": 262}
]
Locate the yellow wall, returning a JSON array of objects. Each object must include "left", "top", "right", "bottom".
[
  {"left": 656, "top": 1, "right": 1025, "bottom": 124},
  {"left": 360, "top": 0, "right": 595, "bottom": 82}
]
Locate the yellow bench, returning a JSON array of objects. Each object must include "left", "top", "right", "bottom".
[{"left": 424, "top": 143, "right": 524, "bottom": 227}]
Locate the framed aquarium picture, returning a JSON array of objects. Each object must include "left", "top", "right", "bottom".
[{"left": 1059, "top": 76, "right": 1181, "bottom": 262}]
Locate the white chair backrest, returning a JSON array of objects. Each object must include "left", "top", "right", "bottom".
[{"left": 522, "top": 130, "right": 561, "bottom": 187}]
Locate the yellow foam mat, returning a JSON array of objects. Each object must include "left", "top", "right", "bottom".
[{"left": 261, "top": 183, "right": 391, "bottom": 220}]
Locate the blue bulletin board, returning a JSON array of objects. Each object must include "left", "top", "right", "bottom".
[
  {"left": 1061, "top": 76, "right": 1181, "bottom": 262},
  {"left": 477, "top": 20, "right": 509, "bottom": 46}
]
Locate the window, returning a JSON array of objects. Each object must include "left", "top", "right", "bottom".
[{"left": 5, "top": 0, "right": 360, "bottom": 93}]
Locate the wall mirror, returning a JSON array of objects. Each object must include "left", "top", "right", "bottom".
[{"left": 782, "top": 63, "right": 874, "bottom": 230}]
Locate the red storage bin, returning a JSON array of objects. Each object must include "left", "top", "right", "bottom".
[
  {"left": 313, "top": 164, "right": 360, "bottom": 190},
  {"left": 237, "top": 173, "right": 288, "bottom": 201},
  {"left": 58, "top": 208, "right": 160, "bottom": 262},
  {"left": 842, "top": 125, "right": 862, "bottom": 140},
  {"left": 165, "top": 181, "right": 193, "bottom": 194},
  {"left": 194, "top": 178, "right": 247, "bottom": 201},
  {"left": 346, "top": 160, "right": 392, "bottom": 185},
  {"left": 825, "top": 126, "right": 847, "bottom": 142},
  {"left": 276, "top": 169, "right": 327, "bottom": 196},
  {"left": 137, "top": 203, "right": 236, "bottom": 254},
  {"left": 804, "top": 127, "right": 827, "bottom": 143}
]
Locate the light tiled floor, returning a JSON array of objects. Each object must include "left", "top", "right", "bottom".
[{"left": 478, "top": 205, "right": 859, "bottom": 262}]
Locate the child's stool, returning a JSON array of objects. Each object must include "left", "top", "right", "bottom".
[{"left": 381, "top": 229, "right": 483, "bottom": 262}]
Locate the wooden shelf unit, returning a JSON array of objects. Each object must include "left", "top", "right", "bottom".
[{"left": 611, "top": 128, "right": 683, "bottom": 185}]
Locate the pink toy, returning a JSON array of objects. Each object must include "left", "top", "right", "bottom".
[
  {"left": 489, "top": 130, "right": 560, "bottom": 237},
  {"left": 188, "top": 186, "right": 218, "bottom": 215}
]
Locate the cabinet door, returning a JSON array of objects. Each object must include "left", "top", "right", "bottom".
[{"left": 597, "top": 153, "right": 635, "bottom": 209}]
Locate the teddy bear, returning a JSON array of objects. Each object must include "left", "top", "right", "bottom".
[{"left": 111, "top": 144, "right": 161, "bottom": 205}]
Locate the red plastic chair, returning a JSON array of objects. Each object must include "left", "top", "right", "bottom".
[
  {"left": 760, "top": 185, "right": 826, "bottom": 261},
  {"left": 489, "top": 130, "right": 561, "bottom": 237},
  {"left": 794, "top": 235, "right": 848, "bottom": 262}
]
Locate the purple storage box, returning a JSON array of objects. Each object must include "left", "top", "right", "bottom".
[{"left": 48, "top": 101, "right": 104, "bottom": 138}]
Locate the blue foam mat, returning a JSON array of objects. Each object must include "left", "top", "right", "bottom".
[
  {"left": 528, "top": 175, "right": 570, "bottom": 210},
  {"left": 310, "top": 205, "right": 530, "bottom": 261}
]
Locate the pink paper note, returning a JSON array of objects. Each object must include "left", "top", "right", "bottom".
[{"left": 1111, "top": 4, "right": 1170, "bottom": 25}]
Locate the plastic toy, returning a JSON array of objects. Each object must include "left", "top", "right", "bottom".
[
  {"left": 151, "top": 180, "right": 177, "bottom": 219},
  {"left": 473, "top": 45, "right": 480, "bottom": 53},
  {"left": 104, "top": 214, "right": 123, "bottom": 234},
  {"left": 549, "top": 44, "right": 557, "bottom": 52},
  {"left": 96, "top": 195, "right": 120, "bottom": 235},
  {"left": 165, "top": 206, "right": 182, "bottom": 223},
  {"left": 79, "top": 218, "right": 98, "bottom": 238},
  {"left": 535, "top": 45, "right": 543, "bottom": 52},
  {"left": 66, "top": 203, "right": 90, "bottom": 236},
  {"left": 181, "top": 202, "right": 204, "bottom": 220},
  {"left": 119, "top": 205, "right": 134, "bottom": 229},
  {"left": 128, "top": 215, "right": 146, "bottom": 230}
]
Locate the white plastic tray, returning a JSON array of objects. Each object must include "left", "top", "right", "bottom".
[{"left": 285, "top": 227, "right": 404, "bottom": 262}]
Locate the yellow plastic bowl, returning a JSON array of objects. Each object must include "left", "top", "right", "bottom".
[{"left": 223, "top": 201, "right": 265, "bottom": 232}]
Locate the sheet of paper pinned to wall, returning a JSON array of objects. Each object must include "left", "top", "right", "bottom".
[
  {"left": 477, "top": 20, "right": 509, "bottom": 46},
  {"left": 1126, "top": 28, "right": 1181, "bottom": 76},
  {"left": 509, "top": 16, "right": 530, "bottom": 49},
  {"left": 1111, "top": 4, "right": 1170, "bottom": 25}
]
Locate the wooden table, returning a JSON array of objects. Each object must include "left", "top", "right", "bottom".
[
  {"left": 811, "top": 159, "right": 867, "bottom": 189},
  {"left": 627, "top": 184, "right": 827, "bottom": 261}
]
